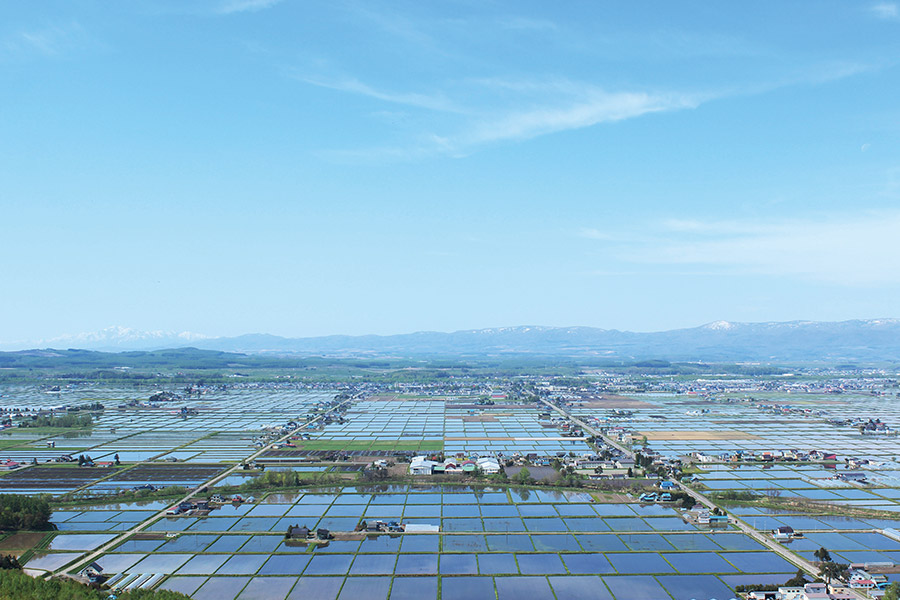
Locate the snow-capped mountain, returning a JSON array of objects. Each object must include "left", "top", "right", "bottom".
[
  {"left": 3, "top": 319, "right": 900, "bottom": 361},
  {"left": 2, "top": 326, "right": 211, "bottom": 351}
]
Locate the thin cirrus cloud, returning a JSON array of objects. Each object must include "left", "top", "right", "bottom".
[
  {"left": 870, "top": 2, "right": 900, "bottom": 20},
  {"left": 303, "top": 74, "right": 703, "bottom": 159},
  {"left": 300, "top": 54, "right": 869, "bottom": 161},
  {"left": 596, "top": 212, "right": 900, "bottom": 286},
  {"left": 460, "top": 90, "right": 698, "bottom": 147},
  {"left": 298, "top": 75, "right": 464, "bottom": 113}
]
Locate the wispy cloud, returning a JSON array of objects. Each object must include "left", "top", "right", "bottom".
[
  {"left": 287, "top": 3, "right": 880, "bottom": 162},
  {"left": 3, "top": 23, "right": 91, "bottom": 58},
  {"left": 217, "top": 0, "right": 283, "bottom": 15},
  {"left": 307, "top": 74, "right": 704, "bottom": 159},
  {"left": 299, "top": 48, "right": 877, "bottom": 161},
  {"left": 462, "top": 89, "right": 699, "bottom": 147},
  {"left": 297, "top": 75, "right": 463, "bottom": 113},
  {"left": 586, "top": 212, "right": 900, "bottom": 285},
  {"left": 870, "top": 2, "right": 900, "bottom": 20}
]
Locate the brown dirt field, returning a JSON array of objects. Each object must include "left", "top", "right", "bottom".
[
  {"left": 0, "top": 532, "right": 47, "bottom": 556},
  {"left": 132, "top": 533, "right": 168, "bottom": 540},
  {"left": 577, "top": 396, "right": 655, "bottom": 409},
  {"left": 639, "top": 430, "right": 761, "bottom": 440}
]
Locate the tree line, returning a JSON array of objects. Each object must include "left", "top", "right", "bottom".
[{"left": 0, "top": 494, "right": 53, "bottom": 530}]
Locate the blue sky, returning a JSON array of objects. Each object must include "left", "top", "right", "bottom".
[{"left": 2, "top": 1, "right": 899, "bottom": 343}]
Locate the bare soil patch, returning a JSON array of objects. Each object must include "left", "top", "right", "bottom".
[
  {"left": 504, "top": 466, "right": 559, "bottom": 482},
  {"left": 0, "top": 465, "right": 117, "bottom": 490},
  {"left": 0, "top": 532, "right": 46, "bottom": 556},
  {"left": 577, "top": 396, "right": 655, "bottom": 409},
  {"left": 132, "top": 533, "right": 167, "bottom": 540}
]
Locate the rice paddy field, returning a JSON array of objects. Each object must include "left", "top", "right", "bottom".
[
  {"left": 1, "top": 387, "right": 594, "bottom": 497},
  {"left": 4, "top": 381, "right": 900, "bottom": 598},
  {"left": 317, "top": 398, "right": 591, "bottom": 456},
  {"left": 25, "top": 485, "right": 862, "bottom": 600},
  {"left": 569, "top": 392, "right": 900, "bottom": 511}
]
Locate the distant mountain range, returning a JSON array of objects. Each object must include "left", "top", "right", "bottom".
[{"left": 3, "top": 320, "right": 900, "bottom": 362}]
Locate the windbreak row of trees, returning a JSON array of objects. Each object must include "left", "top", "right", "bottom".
[{"left": 0, "top": 494, "right": 53, "bottom": 530}]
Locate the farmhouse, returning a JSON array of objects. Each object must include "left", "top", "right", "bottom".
[{"left": 409, "top": 456, "right": 437, "bottom": 475}]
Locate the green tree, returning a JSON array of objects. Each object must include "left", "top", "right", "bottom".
[
  {"left": 813, "top": 547, "right": 831, "bottom": 563},
  {"left": 818, "top": 561, "right": 848, "bottom": 586},
  {"left": 783, "top": 569, "right": 807, "bottom": 587},
  {"left": 514, "top": 466, "right": 532, "bottom": 484},
  {"left": 0, "top": 554, "right": 22, "bottom": 569},
  {"left": 0, "top": 494, "right": 53, "bottom": 530},
  {"left": 883, "top": 581, "right": 900, "bottom": 600}
]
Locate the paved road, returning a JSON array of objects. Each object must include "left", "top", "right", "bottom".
[
  {"left": 52, "top": 393, "right": 359, "bottom": 579},
  {"left": 538, "top": 397, "right": 868, "bottom": 599}
]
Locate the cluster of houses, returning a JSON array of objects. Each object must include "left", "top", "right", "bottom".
[
  {"left": 409, "top": 455, "right": 502, "bottom": 476},
  {"left": 286, "top": 525, "right": 334, "bottom": 540},
  {"left": 358, "top": 520, "right": 405, "bottom": 533},
  {"left": 602, "top": 425, "right": 636, "bottom": 445},
  {"left": 754, "top": 403, "right": 826, "bottom": 418},
  {"left": 165, "top": 494, "right": 254, "bottom": 516},
  {"left": 537, "top": 412, "right": 583, "bottom": 437},
  {"left": 687, "top": 507, "right": 729, "bottom": 527},
  {"left": 827, "top": 417, "right": 896, "bottom": 436},
  {"left": 638, "top": 481, "right": 684, "bottom": 505},
  {"left": 690, "top": 449, "right": 839, "bottom": 464},
  {"left": 407, "top": 450, "right": 644, "bottom": 477},
  {"left": 750, "top": 572, "right": 898, "bottom": 597},
  {"left": 747, "top": 582, "right": 855, "bottom": 599},
  {"left": 843, "top": 566, "right": 895, "bottom": 592},
  {"left": 165, "top": 499, "right": 211, "bottom": 516}
]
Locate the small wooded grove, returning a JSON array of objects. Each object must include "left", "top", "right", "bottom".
[
  {"left": 18, "top": 414, "right": 93, "bottom": 428},
  {"left": 0, "top": 494, "right": 53, "bottom": 530},
  {"left": 0, "top": 569, "right": 190, "bottom": 600}
]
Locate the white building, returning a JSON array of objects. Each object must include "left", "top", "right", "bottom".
[
  {"left": 476, "top": 457, "right": 501, "bottom": 474},
  {"left": 409, "top": 456, "right": 437, "bottom": 476}
]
